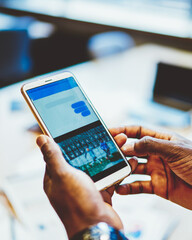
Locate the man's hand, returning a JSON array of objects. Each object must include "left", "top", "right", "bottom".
[
  {"left": 101, "top": 133, "right": 138, "bottom": 205},
  {"left": 111, "top": 126, "right": 192, "bottom": 210},
  {"left": 36, "top": 135, "right": 123, "bottom": 239}
]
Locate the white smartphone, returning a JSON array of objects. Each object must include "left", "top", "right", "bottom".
[{"left": 21, "top": 72, "right": 131, "bottom": 190}]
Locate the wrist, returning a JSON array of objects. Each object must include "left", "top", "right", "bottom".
[
  {"left": 59, "top": 203, "right": 123, "bottom": 238},
  {"left": 63, "top": 219, "right": 101, "bottom": 239},
  {"left": 70, "top": 222, "right": 128, "bottom": 240},
  {"left": 62, "top": 214, "right": 115, "bottom": 238}
]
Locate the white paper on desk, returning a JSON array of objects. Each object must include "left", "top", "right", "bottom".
[
  {"left": 7, "top": 176, "right": 68, "bottom": 240},
  {"left": 127, "top": 101, "right": 190, "bottom": 128},
  {"left": 121, "top": 209, "right": 177, "bottom": 240},
  {"left": 0, "top": 201, "right": 34, "bottom": 240},
  {"left": 0, "top": 203, "right": 11, "bottom": 240},
  {"left": 113, "top": 194, "right": 178, "bottom": 240},
  {"left": 6, "top": 151, "right": 68, "bottom": 240},
  {"left": 0, "top": 180, "right": 37, "bottom": 240}
]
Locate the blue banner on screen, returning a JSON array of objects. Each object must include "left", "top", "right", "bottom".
[
  {"left": 27, "top": 77, "right": 126, "bottom": 181},
  {"left": 27, "top": 77, "right": 77, "bottom": 101}
]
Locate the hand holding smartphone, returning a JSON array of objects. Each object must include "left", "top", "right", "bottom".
[{"left": 21, "top": 72, "right": 131, "bottom": 190}]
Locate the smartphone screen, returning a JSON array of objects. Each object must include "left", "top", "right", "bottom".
[{"left": 26, "top": 76, "right": 127, "bottom": 182}]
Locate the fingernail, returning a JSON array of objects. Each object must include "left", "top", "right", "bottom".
[
  {"left": 121, "top": 145, "right": 127, "bottom": 151},
  {"left": 36, "top": 135, "right": 47, "bottom": 148}
]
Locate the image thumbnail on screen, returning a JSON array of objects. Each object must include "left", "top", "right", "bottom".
[{"left": 57, "top": 121, "right": 124, "bottom": 180}]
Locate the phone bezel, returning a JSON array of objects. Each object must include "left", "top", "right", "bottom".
[{"left": 21, "top": 71, "right": 131, "bottom": 190}]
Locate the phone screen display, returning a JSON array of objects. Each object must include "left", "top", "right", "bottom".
[{"left": 27, "top": 77, "right": 127, "bottom": 181}]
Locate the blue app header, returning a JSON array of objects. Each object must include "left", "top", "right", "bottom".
[{"left": 27, "top": 77, "right": 77, "bottom": 101}]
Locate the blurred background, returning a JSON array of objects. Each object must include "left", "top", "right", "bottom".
[
  {"left": 0, "top": 0, "right": 192, "bottom": 87},
  {"left": 1, "top": 1, "right": 192, "bottom": 240}
]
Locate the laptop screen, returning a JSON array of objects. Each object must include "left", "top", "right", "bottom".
[{"left": 153, "top": 62, "right": 192, "bottom": 109}]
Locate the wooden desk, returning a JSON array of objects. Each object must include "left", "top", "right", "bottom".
[{"left": 1, "top": 44, "right": 192, "bottom": 239}]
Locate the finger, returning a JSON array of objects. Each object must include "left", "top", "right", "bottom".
[
  {"left": 101, "top": 191, "right": 112, "bottom": 205},
  {"left": 128, "top": 157, "right": 138, "bottom": 173},
  {"left": 36, "top": 134, "right": 48, "bottom": 148},
  {"left": 100, "top": 186, "right": 115, "bottom": 206},
  {"left": 36, "top": 135, "right": 67, "bottom": 177},
  {"left": 109, "top": 127, "right": 127, "bottom": 137},
  {"left": 116, "top": 181, "right": 153, "bottom": 195},
  {"left": 123, "top": 126, "right": 172, "bottom": 140},
  {"left": 133, "top": 163, "right": 149, "bottom": 175},
  {"left": 114, "top": 133, "right": 127, "bottom": 148},
  {"left": 105, "top": 186, "right": 115, "bottom": 196},
  {"left": 123, "top": 136, "right": 173, "bottom": 158},
  {"left": 121, "top": 142, "right": 138, "bottom": 156}
]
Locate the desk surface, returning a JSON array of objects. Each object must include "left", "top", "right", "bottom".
[{"left": 1, "top": 44, "right": 192, "bottom": 239}]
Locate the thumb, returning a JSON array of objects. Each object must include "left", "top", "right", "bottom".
[
  {"left": 122, "top": 136, "right": 173, "bottom": 158},
  {"left": 128, "top": 157, "right": 138, "bottom": 173},
  {"left": 36, "top": 135, "right": 67, "bottom": 178}
]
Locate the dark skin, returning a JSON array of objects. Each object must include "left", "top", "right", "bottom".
[
  {"left": 36, "top": 134, "right": 137, "bottom": 239},
  {"left": 110, "top": 126, "right": 192, "bottom": 210},
  {"left": 36, "top": 125, "right": 192, "bottom": 239}
]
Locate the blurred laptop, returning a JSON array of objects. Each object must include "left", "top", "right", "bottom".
[
  {"left": 129, "top": 62, "right": 192, "bottom": 127},
  {"left": 153, "top": 62, "right": 192, "bottom": 111}
]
